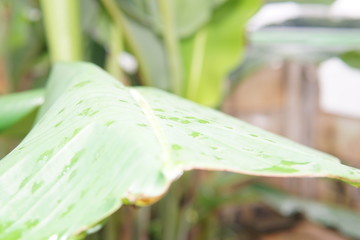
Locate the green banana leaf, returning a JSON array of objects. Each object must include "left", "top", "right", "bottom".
[
  {"left": 1, "top": 62, "right": 360, "bottom": 239},
  {"left": 0, "top": 89, "right": 44, "bottom": 132},
  {"left": 181, "top": 0, "right": 261, "bottom": 106}
]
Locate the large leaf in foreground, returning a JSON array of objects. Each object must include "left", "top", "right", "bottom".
[{"left": 1, "top": 63, "right": 360, "bottom": 239}]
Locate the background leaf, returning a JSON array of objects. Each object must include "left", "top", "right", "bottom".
[
  {"left": 116, "top": 0, "right": 219, "bottom": 38},
  {"left": 103, "top": 0, "right": 260, "bottom": 105},
  {"left": 339, "top": 50, "right": 360, "bottom": 70},
  {"left": 181, "top": 0, "right": 262, "bottom": 106},
  {"left": 2, "top": 0, "right": 46, "bottom": 91},
  {"left": 0, "top": 89, "right": 44, "bottom": 132},
  {"left": 1, "top": 63, "right": 359, "bottom": 239},
  {"left": 253, "top": 184, "right": 360, "bottom": 239}
]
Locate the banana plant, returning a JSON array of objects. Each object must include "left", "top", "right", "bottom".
[
  {"left": 2, "top": 0, "right": 360, "bottom": 240},
  {"left": 1, "top": 62, "right": 360, "bottom": 239}
]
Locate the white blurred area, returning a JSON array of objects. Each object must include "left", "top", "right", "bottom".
[
  {"left": 330, "top": 0, "right": 360, "bottom": 18},
  {"left": 248, "top": 2, "right": 302, "bottom": 31},
  {"left": 247, "top": 0, "right": 360, "bottom": 119},
  {"left": 248, "top": 0, "right": 360, "bottom": 31},
  {"left": 318, "top": 58, "right": 360, "bottom": 119}
]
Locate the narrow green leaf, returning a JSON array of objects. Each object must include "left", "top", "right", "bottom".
[
  {"left": 0, "top": 63, "right": 359, "bottom": 239},
  {"left": 253, "top": 184, "right": 360, "bottom": 239},
  {"left": 0, "top": 89, "right": 45, "bottom": 132}
]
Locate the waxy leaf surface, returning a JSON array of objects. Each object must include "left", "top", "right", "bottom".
[{"left": 1, "top": 63, "right": 359, "bottom": 239}]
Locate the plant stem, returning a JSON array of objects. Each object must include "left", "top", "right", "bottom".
[
  {"left": 200, "top": 214, "right": 217, "bottom": 240},
  {"left": 135, "top": 207, "right": 151, "bottom": 240},
  {"left": 0, "top": 3, "right": 8, "bottom": 93},
  {"left": 176, "top": 204, "right": 192, "bottom": 240},
  {"left": 185, "top": 29, "right": 207, "bottom": 101},
  {"left": 40, "top": 0, "right": 83, "bottom": 62},
  {"left": 157, "top": 0, "right": 183, "bottom": 95},
  {"left": 105, "top": 22, "right": 128, "bottom": 85},
  {"left": 162, "top": 187, "right": 180, "bottom": 240},
  {"left": 101, "top": 0, "right": 151, "bottom": 86},
  {"left": 104, "top": 214, "right": 117, "bottom": 240},
  {"left": 0, "top": 60, "right": 8, "bottom": 94}
]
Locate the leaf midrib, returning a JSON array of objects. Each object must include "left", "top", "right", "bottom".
[{"left": 129, "top": 89, "right": 177, "bottom": 180}]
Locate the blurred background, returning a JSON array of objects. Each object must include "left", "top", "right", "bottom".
[
  {"left": 225, "top": 0, "right": 360, "bottom": 208},
  {"left": 223, "top": 0, "right": 360, "bottom": 239},
  {"left": 1, "top": 0, "right": 360, "bottom": 239}
]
